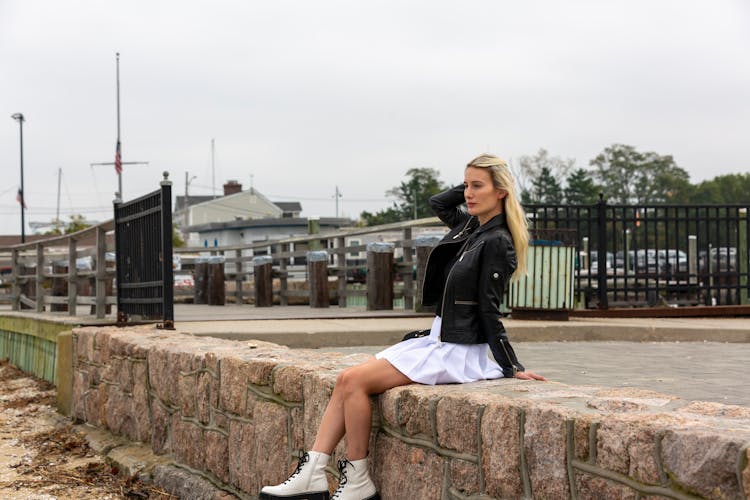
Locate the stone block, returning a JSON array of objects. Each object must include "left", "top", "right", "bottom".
[
  {"left": 219, "top": 357, "right": 251, "bottom": 415},
  {"left": 228, "top": 419, "right": 257, "bottom": 494},
  {"left": 378, "top": 385, "right": 409, "bottom": 429},
  {"left": 148, "top": 347, "right": 175, "bottom": 406},
  {"left": 481, "top": 400, "right": 524, "bottom": 499},
  {"left": 252, "top": 400, "right": 290, "bottom": 488},
  {"left": 398, "top": 386, "right": 444, "bottom": 437},
  {"left": 290, "top": 406, "right": 305, "bottom": 452},
  {"left": 75, "top": 329, "right": 95, "bottom": 361},
  {"left": 524, "top": 404, "right": 577, "bottom": 500},
  {"left": 197, "top": 371, "right": 214, "bottom": 425},
  {"left": 246, "top": 358, "right": 278, "bottom": 386},
  {"left": 132, "top": 376, "right": 151, "bottom": 442},
  {"left": 597, "top": 415, "right": 673, "bottom": 485},
  {"left": 374, "top": 434, "right": 444, "bottom": 500},
  {"left": 303, "top": 373, "right": 335, "bottom": 450},
  {"left": 151, "top": 398, "right": 171, "bottom": 455},
  {"left": 273, "top": 364, "right": 310, "bottom": 402},
  {"left": 92, "top": 330, "right": 111, "bottom": 364},
  {"left": 72, "top": 370, "right": 88, "bottom": 422},
  {"left": 661, "top": 427, "right": 748, "bottom": 499},
  {"left": 575, "top": 472, "right": 637, "bottom": 500},
  {"left": 205, "top": 429, "right": 229, "bottom": 484},
  {"left": 448, "top": 459, "right": 480, "bottom": 497},
  {"left": 105, "top": 389, "right": 136, "bottom": 439},
  {"left": 172, "top": 414, "right": 205, "bottom": 471},
  {"left": 574, "top": 415, "right": 596, "bottom": 461},
  {"left": 436, "top": 393, "right": 484, "bottom": 455},
  {"left": 178, "top": 372, "right": 197, "bottom": 417},
  {"left": 743, "top": 447, "right": 750, "bottom": 498}
]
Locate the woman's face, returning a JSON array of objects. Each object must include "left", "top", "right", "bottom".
[{"left": 464, "top": 166, "right": 506, "bottom": 225}]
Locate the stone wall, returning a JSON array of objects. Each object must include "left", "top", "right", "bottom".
[{"left": 70, "top": 325, "right": 750, "bottom": 499}]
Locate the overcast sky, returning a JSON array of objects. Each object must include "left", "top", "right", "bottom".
[{"left": 1, "top": 0, "right": 749, "bottom": 235}]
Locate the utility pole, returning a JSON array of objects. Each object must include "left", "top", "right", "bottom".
[
  {"left": 334, "top": 185, "right": 342, "bottom": 218},
  {"left": 90, "top": 53, "right": 148, "bottom": 200},
  {"left": 56, "top": 167, "right": 62, "bottom": 225},
  {"left": 11, "top": 113, "right": 25, "bottom": 242},
  {"left": 211, "top": 138, "right": 216, "bottom": 198}
]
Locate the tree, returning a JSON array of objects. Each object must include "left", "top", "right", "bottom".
[
  {"left": 360, "top": 168, "right": 447, "bottom": 226},
  {"left": 590, "top": 144, "right": 691, "bottom": 204},
  {"left": 43, "top": 214, "right": 92, "bottom": 235},
  {"left": 528, "top": 167, "right": 563, "bottom": 204},
  {"left": 564, "top": 168, "right": 600, "bottom": 204},
  {"left": 517, "top": 148, "right": 575, "bottom": 204},
  {"left": 689, "top": 173, "right": 750, "bottom": 204}
]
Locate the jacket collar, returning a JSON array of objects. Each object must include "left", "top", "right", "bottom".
[{"left": 474, "top": 212, "right": 507, "bottom": 235}]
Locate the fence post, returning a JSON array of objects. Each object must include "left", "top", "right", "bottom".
[
  {"left": 194, "top": 257, "right": 209, "bottom": 304},
  {"left": 415, "top": 235, "right": 439, "bottom": 312},
  {"left": 308, "top": 250, "right": 329, "bottom": 308},
  {"left": 234, "top": 249, "right": 244, "bottom": 305},
  {"left": 36, "top": 243, "right": 44, "bottom": 313},
  {"left": 688, "top": 235, "right": 698, "bottom": 285},
  {"left": 402, "top": 227, "right": 414, "bottom": 310},
  {"left": 207, "top": 255, "right": 226, "bottom": 306},
  {"left": 279, "top": 244, "right": 289, "bottom": 307},
  {"left": 739, "top": 208, "right": 748, "bottom": 304},
  {"left": 68, "top": 238, "right": 77, "bottom": 316},
  {"left": 253, "top": 255, "right": 273, "bottom": 307},
  {"left": 11, "top": 248, "right": 20, "bottom": 311},
  {"left": 160, "top": 174, "right": 174, "bottom": 323},
  {"left": 367, "top": 242, "right": 394, "bottom": 310},
  {"left": 95, "top": 226, "right": 107, "bottom": 319},
  {"left": 337, "top": 236, "right": 347, "bottom": 308},
  {"left": 51, "top": 262, "right": 67, "bottom": 312},
  {"left": 596, "top": 194, "right": 608, "bottom": 309}
]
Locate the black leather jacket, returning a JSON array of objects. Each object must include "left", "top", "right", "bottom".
[{"left": 422, "top": 185, "right": 525, "bottom": 378}]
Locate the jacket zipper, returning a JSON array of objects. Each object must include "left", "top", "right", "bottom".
[{"left": 438, "top": 236, "right": 474, "bottom": 341}]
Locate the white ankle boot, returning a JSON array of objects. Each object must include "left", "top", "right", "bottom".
[
  {"left": 260, "top": 450, "right": 331, "bottom": 500},
  {"left": 331, "top": 458, "right": 380, "bottom": 500}
]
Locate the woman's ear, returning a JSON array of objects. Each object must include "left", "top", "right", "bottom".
[{"left": 497, "top": 189, "right": 508, "bottom": 201}]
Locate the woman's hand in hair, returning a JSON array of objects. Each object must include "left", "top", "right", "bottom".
[{"left": 514, "top": 369, "right": 547, "bottom": 381}]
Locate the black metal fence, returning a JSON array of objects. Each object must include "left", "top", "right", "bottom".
[
  {"left": 526, "top": 197, "right": 750, "bottom": 309},
  {"left": 114, "top": 174, "right": 174, "bottom": 326}
]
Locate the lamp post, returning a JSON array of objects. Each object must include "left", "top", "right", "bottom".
[{"left": 11, "top": 113, "right": 25, "bottom": 243}]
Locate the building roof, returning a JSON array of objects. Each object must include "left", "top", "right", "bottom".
[
  {"left": 273, "top": 201, "right": 302, "bottom": 213},
  {"left": 175, "top": 195, "right": 216, "bottom": 212},
  {"left": 185, "top": 217, "right": 353, "bottom": 233}
]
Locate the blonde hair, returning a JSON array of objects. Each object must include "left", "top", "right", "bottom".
[{"left": 466, "top": 153, "right": 529, "bottom": 279}]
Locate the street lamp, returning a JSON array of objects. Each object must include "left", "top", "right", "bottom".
[{"left": 11, "top": 113, "right": 25, "bottom": 243}]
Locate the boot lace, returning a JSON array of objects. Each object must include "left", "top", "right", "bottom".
[
  {"left": 331, "top": 458, "right": 352, "bottom": 499},
  {"left": 283, "top": 450, "right": 310, "bottom": 484}
]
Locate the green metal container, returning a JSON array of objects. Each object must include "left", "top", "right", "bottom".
[{"left": 508, "top": 241, "right": 575, "bottom": 320}]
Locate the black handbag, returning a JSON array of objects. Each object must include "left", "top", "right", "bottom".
[{"left": 401, "top": 329, "right": 431, "bottom": 341}]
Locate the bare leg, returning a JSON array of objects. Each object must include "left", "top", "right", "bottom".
[{"left": 312, "top": 358, "right": 411, "bottom": 458}]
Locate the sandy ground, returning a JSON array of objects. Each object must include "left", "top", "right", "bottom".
[{"left": 0, "top": 360, "right": 174, "bottom": 500}]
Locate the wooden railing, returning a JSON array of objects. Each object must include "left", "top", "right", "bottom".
[
  {"left": 0, "top": 221, "right": 117, "bottom": 318},
  {"left": 0, "top": 217, "right": 446, "bottom": 317},
  {"left": 173, "top": 217, "right": 446, "bottom": 308}
]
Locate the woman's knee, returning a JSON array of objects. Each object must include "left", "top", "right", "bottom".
[{"left": 335, "top": 366, "right": 367, "bottom": 396}]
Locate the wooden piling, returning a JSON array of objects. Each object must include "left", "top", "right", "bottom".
[
  {"left": 307, "top": 250, "right": 329, "bottom": 308},
  {"left": 207, "top": 256, "right": 226, "bottom": 306},
  {"left": 253, "top": 255, "right": 273, "bottom": 307},
  {"left": 366, "top": 242, "right": 394, "bottom": 310}
]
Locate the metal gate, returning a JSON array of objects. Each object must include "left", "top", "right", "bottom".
[{"left": 114, "top": 173, "right": 174, "bottom": 327}]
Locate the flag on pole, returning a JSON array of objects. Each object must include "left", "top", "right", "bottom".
[
  {"left": 16, "top": 188, "right": 27, "bottom": 209},
  {"left": 115, "top": 140, "right": 122, "bottom": 174}
]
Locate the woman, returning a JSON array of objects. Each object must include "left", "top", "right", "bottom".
[{"left": 260, "top": 153, "right": 546, "bottom": 500}]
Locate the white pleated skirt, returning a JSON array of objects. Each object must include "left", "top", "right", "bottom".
[{"left": 375, "top": 316, "right": 505, "bottom": 385}]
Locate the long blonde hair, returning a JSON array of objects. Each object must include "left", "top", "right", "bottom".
[{"left": 466, "top": 153, "right": 529, "bottom": 279}]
